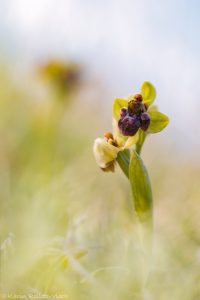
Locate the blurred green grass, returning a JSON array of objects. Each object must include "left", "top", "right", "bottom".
[{"left": 0, "top": 63, "right": 200, "bottom": 300}]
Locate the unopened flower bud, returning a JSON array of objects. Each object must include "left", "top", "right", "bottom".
[
  {"left": 140, "top": 112, "right": 151, "bottom": 131},
  {"left": 118, "top": 115, "right": 141, "bottom": 136}
]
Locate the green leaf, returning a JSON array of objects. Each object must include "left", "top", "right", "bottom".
[
  {"left": 112, "top": 98, "right": 128, "bottom": 121},
  {"left": 129, "top": 150, "right": 152, "bottom": 222},
  {"left": 148, "top": 110, "right": 169, "bottom": 133},
  {"left": 141, "top": 81, "right": 156, "bottom": 107},
  {"left": 117, "top": 150, "right": 130, "bottom": 178}
]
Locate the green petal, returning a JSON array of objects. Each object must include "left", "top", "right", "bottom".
[
  {"left": 112, "top": 98, "right": 128, "bottom": 121},
  {"left": 141, "top": 81, "right": 156, "bottom": 107},
  {"left": 129, "top": 150, "right": 153, "bottom": 222},
  {"left": 148, "top": 110, "right": 169, "bottom": 133}
]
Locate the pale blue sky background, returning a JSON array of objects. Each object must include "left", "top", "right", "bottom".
[{"left": 0, "top": 0, "right": 200, "bottom": 152}]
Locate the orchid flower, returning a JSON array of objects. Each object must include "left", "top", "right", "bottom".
[
  {"left": 93, "top": 81, "right": 170, "bottom": 269},
  {"left": 93, "top": 81, "right": 169, "bottom": 174}
]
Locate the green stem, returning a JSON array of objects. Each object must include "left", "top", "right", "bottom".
[
  {"left": 116, "top": 151, "right": 130, "bottom": 178},
  {"left": 136, "top": 130, "right": 146, "bottom": 155}
]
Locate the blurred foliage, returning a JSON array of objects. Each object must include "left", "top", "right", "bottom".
[{"left": 0, "top": 62, "right": 200, "bottom": 299}]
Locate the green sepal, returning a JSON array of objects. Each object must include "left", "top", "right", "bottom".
[
  {"left": 148, "top": 110, "right": 169, "bottom": 133},
  {"left": 129, "top": 150, "right": 153, "bottom": 222},
  {"left": 141, "top": 81, "right": 156, "bottom": 107}
]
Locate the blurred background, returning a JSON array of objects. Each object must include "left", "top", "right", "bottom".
[{"left": 0, "top": 0, "right": 200, "bottom": 299}]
